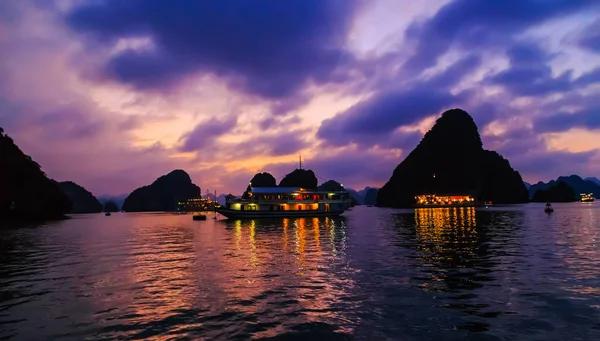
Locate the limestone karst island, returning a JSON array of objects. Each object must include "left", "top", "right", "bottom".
[{"left": 4, "top": 108, "right": 590, "bottom": 222}]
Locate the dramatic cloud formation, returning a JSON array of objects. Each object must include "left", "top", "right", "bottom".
[
  {"left": 180, "top": 117, "right": 238, "bottom": 152},
  {"left": 577, "top": 19, "right": 600, "bottom": 53},
  {"left": 65, "top": 0, "right": 362, "bottom": 103},
  {"left": 1, "top": 0, "right": 599, "bottom": 196}
]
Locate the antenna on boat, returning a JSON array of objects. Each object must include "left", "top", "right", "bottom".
[{"left": 299, "top": 155, "right": 303, "bottom": 170}]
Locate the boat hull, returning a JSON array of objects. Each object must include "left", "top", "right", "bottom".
[{"left": 216, "top": 208, "right": 343, "bottom": 219}]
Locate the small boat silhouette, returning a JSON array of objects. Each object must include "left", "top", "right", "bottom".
[
  {"left": 193, "top": 214, "right": 207, "bottom": 221},
  {"left": 105, "top": 212, "right": 111, "bottom": 216},
  {"left": 544, "top": 203, "right": 553, "bottom": 213}
]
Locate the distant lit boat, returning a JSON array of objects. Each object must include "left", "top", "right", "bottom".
[
  {"left": 177, "top": 197, "right": 218, "bottom": 212},
  {"left": 581, "top": 193, "right": 595, "bottom": 202},
  {"left": 216, "top": 187, "right": 350, "bottom": 219},
  {"left": 545, "top": 203, "right": 554, "bottom": 213},
  {"left": 414, "top": 194, "right": 476, "bottom": 208}
]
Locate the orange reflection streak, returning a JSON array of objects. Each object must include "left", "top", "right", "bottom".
[
  {"left": 295, "top": 218, "right": 307, "bottom": 274},
  {"left": 295, "top": 218, "right": 307, "bottom": 255},
  {"left": 235, "top": 219, "right": 242, "bottom": 251},
  {"left": 414, "top": 207, "right": 478, "bottom": 289},
  {"left": 249, "top": 220, "right": 257, "bottom": 266},
  {"left": 312, "top": 217, "right": 321, "bottom": 254},
  {"left": 283, "top": 218, "right": 289, "bottom": 253}
]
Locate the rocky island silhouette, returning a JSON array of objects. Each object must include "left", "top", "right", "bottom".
[
  {"left": 1, "top": 107, "right": 597, "bottom": 221},
  {"left": 377, "top": 109, "right": 529, "bottom": 207}
]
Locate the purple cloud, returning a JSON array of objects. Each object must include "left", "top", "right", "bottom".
[
  {"left": 578, "top": 19, "right": 600, "bottom": 53},
  {"left": 320, "top": 88, "right": 455, "bottom": 136},
  {"left": 222, "top": 132, "right": 309, "bottom": 161},
  {"left": 485, "top": 43, "right": 574, "bottom": 96},
  {"left": 316, "top": 55, "right": 483, "bottom": 147},
  {"left": 534, "top": 107, "right": 600, "bottom": 133},
  {"left": 573, "top": 67, "right": 600, "bottom": 86},
  {"left": 403, "top": 0, "right": 597, "bottom": 74},
  {"left": 483, "top": 125, "right": 598, "bottom": 182},
  {"left": 179, "top": 117, "right": 237, "bottom": 152},
  {"left": 64, "top": 0, "right": 362, "bottom": 101},
  {"left": 513, "top": 149, "right": 596, "bottom": 180}
]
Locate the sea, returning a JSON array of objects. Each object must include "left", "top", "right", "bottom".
[{"left": 1, "top": 203, "right": 599, "bottom": 340}]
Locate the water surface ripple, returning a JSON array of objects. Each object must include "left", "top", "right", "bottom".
[{"left": 1, "top": 204, "right": 600, "bottom": 340}]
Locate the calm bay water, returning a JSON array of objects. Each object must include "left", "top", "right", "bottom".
[{"left": 1, "top": 204, "right": 600, "bottom": 340}]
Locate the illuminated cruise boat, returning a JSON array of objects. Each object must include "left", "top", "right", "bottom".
[
  {"left": 581, "top": 193, "right": 595, "bottom": 202},
  {"left": 216, "top": 187, "right": 350, "bottom": 219},
  {"left": 414, "top": 193, "right": 476, "bottom": 208}
]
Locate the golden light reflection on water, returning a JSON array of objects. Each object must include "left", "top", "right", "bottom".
[
  {"left": 283, "top": 218, "right": 290, "bottom": 252},
  {"left": 249, "top": 220, "right": 258, "bottom": 267},
  {"left": 219, "top": 217, "right": 355, "bottom": 337},
  {"left": 295, "top": 218, "right": 307, "bottom": 257},
  {"left": 413, "top": 207, "right": 479, "bottom": 291},
  {"left": 313, "top": 217, "right": 322, "bottom": 255},
  {"left": 414, "top": 207, "right": 477, "bottom": 244}
]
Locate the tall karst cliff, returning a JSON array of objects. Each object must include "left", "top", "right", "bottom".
[
  {"left": 1, "top": 129, "right": 71, "bottom": 220},
  {"left": 377, "top": 109, "right": 529, "bottom": 207},
  {"left": 122, "top": 170, "right": 201, "bottom": 212}
]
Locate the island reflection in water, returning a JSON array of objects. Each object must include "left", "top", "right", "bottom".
[{"left": 1, "top": 205, "right": 600, "bottom": 340}]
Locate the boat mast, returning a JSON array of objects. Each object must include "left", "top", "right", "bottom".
[{"left": 299, "top": 155, "right": 303, "bottom": 170}]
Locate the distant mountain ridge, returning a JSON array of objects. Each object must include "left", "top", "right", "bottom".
[
  {"left": 345, "top": 187, "right": 379, "bottom": 205},
  {"left": 98, "top": 194, "right": 128, "bottom": 211},
  {"left": 532, "top": 181, "right": 577, "bottom": 202},
  {"left": 55, "top": 181, "right": 102, "bottom": 213},
  {"left": 529, "top": 175, "right": 600, "bottom": 200},
  {"left": 585, "top": 177, "right": 600, "bottom": 186}
]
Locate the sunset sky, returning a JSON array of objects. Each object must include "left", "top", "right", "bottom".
[{"left": 1, "top": 0, "right": 599, "bottom": 197}]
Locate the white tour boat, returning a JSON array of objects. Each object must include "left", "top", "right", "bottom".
[{"left": 216, "top": 187, "right": 350, "bottom": 219}]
